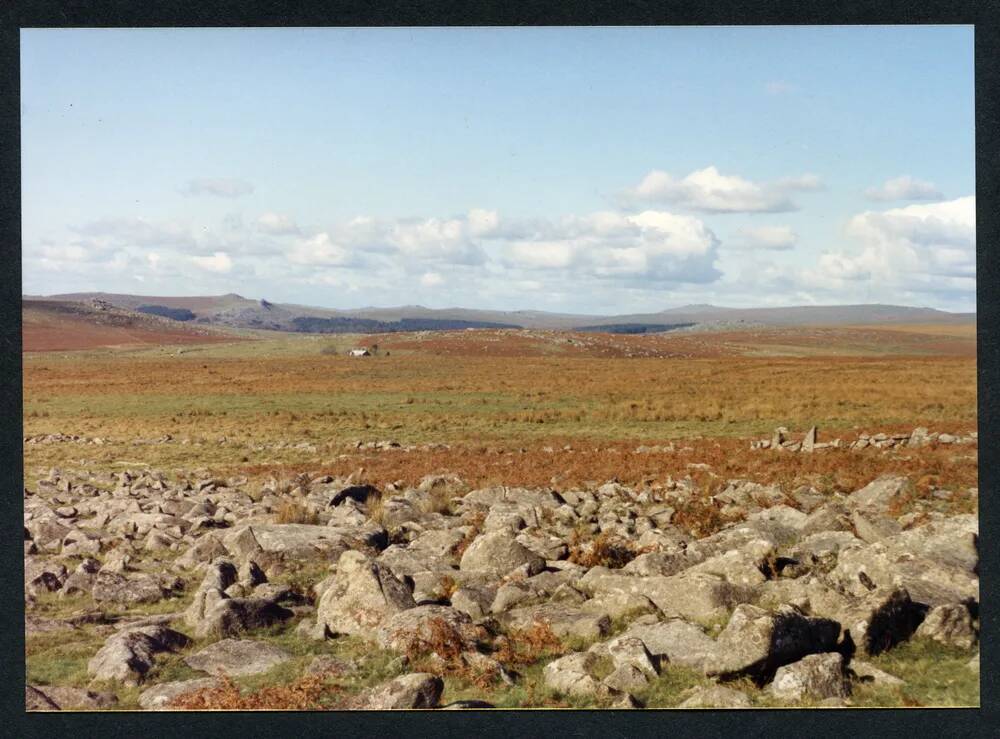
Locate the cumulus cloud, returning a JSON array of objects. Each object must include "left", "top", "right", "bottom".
[
  {"left": 626, "top": 166, "right": 822, "bottom": 213},
  {"left": 864, "top": 176, "right": 944, "bottom": 202},
  {"left": 810, "top": 196, "right": 974, "bottom": 297},
  {"left": 191, "top": 251, "right": 233, "bottom": 273},
  {"left": 287, "top": 233, "right": 354, "bottom": 266},
  {"left": 420, "top": 272, "right": 445, "bottom": 287},
  {"left": 182, "top": 178, "right": 255, "bottom": 198},
  {"left": 256, "top": 212, "right": 300, "bottom": 235},
  {"left": 502, "top": 209, "right": 721, "bottom": 284},
  {"left": 732, "top": 225, "right": 798, "bottom": 251}
]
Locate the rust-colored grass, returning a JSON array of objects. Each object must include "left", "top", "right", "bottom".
[
  {"left": 22, "top": 325, "right": 976, "bottom": 504},
  {"left": 567, "top": 531, "right": 643, "bottom": 569},
  {"left": 274, "top": 500, "right": 319, "bottom": 525},
  {"left": 169, "top": 673, "right": 343, "bottom": 710},
  {"left": 493, "top": 621, "right": 565, "bottom": 668}
]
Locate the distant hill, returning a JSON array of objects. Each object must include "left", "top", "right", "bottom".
[
  {"left": 24, "top": 292, "right": 975, "bottom": 335},
  {"left": 22, "top": 298, "right": 243, "bottom": 351}
]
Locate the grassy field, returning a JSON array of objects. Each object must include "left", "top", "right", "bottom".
[
  {"left": 22, "top": 323, "right": 979, "bottom": 710},
  {"left": 23, "top": 326, "right": 976, "bottom": 488}
]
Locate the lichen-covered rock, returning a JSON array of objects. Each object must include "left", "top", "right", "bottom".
[
  {"left": 847, "top": 476, "right": 908, "bottom": 512},
  {"left": 184, "top": 639, "right": 291, "bottom": 677},
  {"left": 543, "top": 652, "right": 606, "bottom": 697},
  {"left": 915, "top": 603, "right": 977, "bottom": 649},
  {"left": 703, "top": 604, "right": 840, "bottom": 680},
  {"left": 358, "top": 673, "right": 443, "bottom": 709},
  {"left": 316, "top": 551, "right": 415, "bottom": 636},
  {"left": 620, "top": 617, "right": 718, "bottom": 672},
  {"left": 499, "top": 602, "right": 611, "bottom": 641},
  {"left": 837, "top": 516, "right": 977, "bottom": 595},
  {"left": 459, "top": 531, "right": 545, "bottom": 577},
  {"left": 87, "top": 625, "right": 190, "bottom": 685},
  {"left": 809, "top": 586, "right": 922, "bottom": 657},
  {"left": 91, "top": 571, "right": 175, "bottom": 606},
  {"left": 678, "top": 685, "right": 752, "bottom": 708},
  {"left": 769, "top": 653, "right": 850, "bottom": 702},
  {"left": 195, "top": 596, "right": 294, "bottom": 639},
  {"left": 376, "top": 605, "right": 482, "bottom": 652},
  {"left": 138, "top": 678, "right": 221, "bottom": 710}
]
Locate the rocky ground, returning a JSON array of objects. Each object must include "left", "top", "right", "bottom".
[{"left": 24, "top": 437, "right": 979, "bottom": 710}]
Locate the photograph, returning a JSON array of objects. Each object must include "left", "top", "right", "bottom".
[{"left": 20, "top": 25, "right": 978, "bottom": 711}]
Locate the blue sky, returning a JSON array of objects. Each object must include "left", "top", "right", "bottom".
[{"left": 21, "top": 26, "right": 975, "bottom": 313}]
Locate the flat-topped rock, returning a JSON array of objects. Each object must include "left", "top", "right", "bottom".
[{"left": 184, "top": 639, "right": 291, "bottom": 677}]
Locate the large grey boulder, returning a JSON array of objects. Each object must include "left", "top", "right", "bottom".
[
  {"left": 678, "top": 685, "right": 752, "bottom": 708},
  {"left": 703, "top": 604, "right": 840, "bottom": 680},
  {"left": 542, "top": 652, "right": 606, "bottom": 697},
  {"left": 195, "top": 596, "right": 294, "bottom": 639},
  {"left": 620, "top": 618, "right": 718, "bottom": 672},
  {"left": 91, "top": 571, "right": 176, "bottom": 606},
  {"left": 499, "top": 602, "right": 611, "bottom": 641},
  {"left": 847, "top": 476, "right": 908, "bottom": 513},
  {"left": 809, "top": 586, "right": 921, "bottom": 657},
  {"left": 830, "top": 518, "right": 978, "bottom": 607},
  {"left": 849, "top": 660, "right": 904, "bottom": 687},
  {"left": 87, "top": 625, "right": 190, "bottom": 685},
  {"left": 580, "top": 569, "right": 752, "bottom": 622},
  {"left": 24, "top": 559, "right": 67, "bottom": 596},
  {"left": 376, "top": 605, "right": 481, "bottom": 652},
  {"left": 175, "top": 534, "right": 229, "bottom": 570},
  {"left": 459, "top": 531, "right": 545, "bottom": 577},
  {"left": 685, "top": 542, "right": 774, "bottom": 588},
  {"left": 588, "top": 635, "right": 659, "bottom": 678},
  {"left": 358, "top": 673, "right": 443, "bottom": 709},
  {"left": 316, "top": 551, "right": 415, "bottom": 637},
  {"left": 915, "top": 603, "right": 978, "bottom": 649},
  {"left": 184, "top": 639, "right": 291, "bottom": 677},
  {"left": 769, "top": 652, "right": 850, "bottom": 702}
]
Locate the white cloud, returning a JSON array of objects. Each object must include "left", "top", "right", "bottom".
[
  {"left": 467, "top": 208, "right": 500, "bottom": 237},
  {"left": 191, "top": 251, "right": 233, "bottom": 273},
  {"left": 182, "top": 178, "right": 255, "bottom": 198},
  {"left": 864, "top": 176, "right": 944, "bottom": 202},
  {"left": 256, "top": 212, "right": 300, "bottom": 235},
  {"left": 810, "top": 196, "right": 974, "bottom": 298},
  {"left": 733, "top": 225, "right": 798, "bottom": 251},
  {"left": 503, "top": 209, "right": 720, "bottom": 284},
  {"left": 287, "top": 233, "right": 353, "bottom": 266},
  {"left": 627, "top": 166, "right": 821, "bottom": 213},
  {"left": 420, "top": 272, "right": 445, "bottom": 287},
  {"left": 388, "top": 215, "right": 487, "bottom": 265}
]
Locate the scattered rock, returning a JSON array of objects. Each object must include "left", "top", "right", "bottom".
[
  {"left": 316, "top": 551, "right": 416, "bottom": 636},
  {"left": 184, "top": 639, "right": 291, "bottom": 677},
  {"left": 139, "top": 678, "right": 221, "bottom": 710},
  {"left": 357, "top": 673, "right": 443, "bottom": 709},
  {"left": 678, "top": 684, "right": 752, "bottom": 708},
  {"left": 915, "top": 603, "right": 977, "bottom": 649},
  {"left": 770, "top": 653, "right": 850, "bottom": 702},
  {"left": 87, "top": 625, "right": 190, "bottom": 685}
]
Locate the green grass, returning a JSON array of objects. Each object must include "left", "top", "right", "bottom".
[{"left": 850, "top": 639, "right": 979, "bottom": 707}]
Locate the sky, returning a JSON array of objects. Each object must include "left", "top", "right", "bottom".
[{"left": 20, "top": 26, "right": 976, "bottom": 313}]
